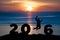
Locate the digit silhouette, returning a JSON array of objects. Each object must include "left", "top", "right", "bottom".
[
  {"left": 10, "top": 23, "right": 18, "bottom": 34},
  {"left": 21, "top": 23, "right": 30, "bottom": 34},
  {"left": 34, "top": 16, "right": 42, "bottom": 30},
  {"left": 44, "top": 24, "right": 53, "bottom": 35}
]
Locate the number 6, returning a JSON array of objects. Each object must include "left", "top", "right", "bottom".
[{"left": 44, "top": 24, "right": 53, "bottom": 35}]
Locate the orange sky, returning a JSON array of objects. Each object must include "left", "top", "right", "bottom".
[{"left": 0, "top": 0, "right": 60, "bottom": 12}]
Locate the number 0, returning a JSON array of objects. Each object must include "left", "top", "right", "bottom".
[{"left": 21, "top": 24, "right": 30, "bottom": 34}]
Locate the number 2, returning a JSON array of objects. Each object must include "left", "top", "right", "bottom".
[{"left": 10, "top": 24, "right": 18, "bottom": 34}]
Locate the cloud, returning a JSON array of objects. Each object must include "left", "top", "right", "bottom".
[
  {"left": 0, "top": 0, "right": 60, "bottom": 3},
  {"left": 0, "top": 0, "right": 60, "bottom": 12},
  {"left": 0, "top": 1, "right": 25, "bottom": 11},
  {"left": 31, "top": 0, "right": 60, "bottom": 3},
  {"left": 35, "top": 5, "right": 60, "bottom": 12}
]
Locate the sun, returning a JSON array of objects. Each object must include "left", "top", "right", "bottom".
[{"left": 26, "top": 6, "right": 32, "bottom": 11}]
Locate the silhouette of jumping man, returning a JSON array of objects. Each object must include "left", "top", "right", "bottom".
[{"left": 34, "top": 16, "right": 42, "bottom": 30}]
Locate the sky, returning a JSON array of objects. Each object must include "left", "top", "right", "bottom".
[{"left": 0, "top": 0, "right": 60, "bottom": 12}]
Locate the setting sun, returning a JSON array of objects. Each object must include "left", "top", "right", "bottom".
[
  {"left": 22, "top": 1, "right": 39, "bottom": 12},
  {"left": 26, "top": 6, "right": 32, "bottom": 11}
]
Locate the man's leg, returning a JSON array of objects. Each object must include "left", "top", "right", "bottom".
[{"left": 33, "top": 27, "right": 39, "bottom": 30}]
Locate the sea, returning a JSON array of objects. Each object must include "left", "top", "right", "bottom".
[{"left": 0, "top": 11, "right": 60, "bottom": 36}]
